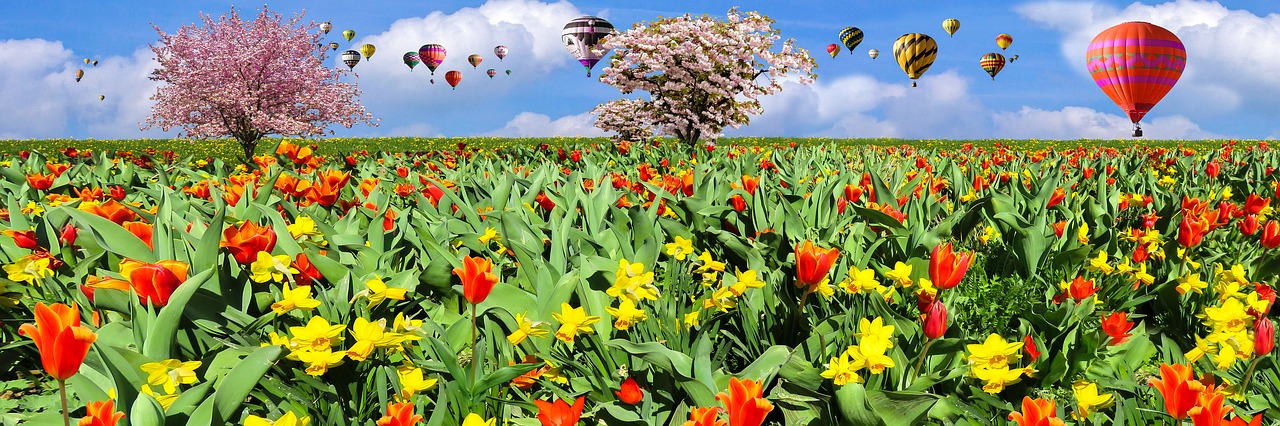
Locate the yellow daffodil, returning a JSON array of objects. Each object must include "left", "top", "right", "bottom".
[
  {"left": 141, "top": 384, "right": 178, "bottom": 410},
  {"left": 244, "top": 411, "right": 310, "bottom": 426},
  {"left": 272, "top": 282, "right": 320, "bottom": 315},
  {"left": 1086, "top": 251, "right": 1113, "bottom": 275},
  {"left": 346, "top": 317, "right": 400, "bottom": 362},
  {"left": 972, "top": 365, "right": 1024, "bottom": 394},
  {"left": 395, "top": 365, "right": 438, "bottom": 401},
  {"left": 1176, "top": 273, "right": 1208, "bottom": 295},
  {"left": 1071, "top": 381, "right": 1114, "bottom": 419},
  {"left": 1130, "top": 262, "right": 1155, "bottom": 288},
  {"left": 1216, "top": 264, "right": 1249, "bottom": 287},
  {"left": 288, "top": 316, "right": 344, "bottom": 354},
  {"left": 694, "top": 250, "right": 726, "bottom": 273},
  {"left": 478, "top": 227, "right": 500, "bottom": 245},
  {"left": 846, "top": 339, "right": 894, "bottom": 375},
  {"left": 3, "top": 256, "right": 52, "bottom": 284},
  {"left": 683, "top": 310, "right": 701, "bottom": 329},
  {"left": 966, "top": 334, "right": 1022, "bottom": 370},
  {"left": 606, "top": 297, "right": 649, "bottom": 330},
  {"left": 507, "top": 312, "right": 550, "bottom": 345},
  {"left": 460, "top": 413, "right": 496, "bottom": 426},
  {"left": 361, "top": 275, "right": 408, "bottom": 308},
  {"left": 664, "top": 236, "right": 694, "bottom": 261},
  {"left": 22, "top": 201, "right": 44, "bottom": 217},
  {"left": 884, "top": 262, "right": 913, "bottom": 287},
  {"left": 288, "top": 216, "right": 322, "bottom": 240},
  {"left": 551, "top": 303, "right": 600, "bottom": 343},
  {"left": 610, "top": 259, "right": 659, "bottom": 302},
  {"left": 840, "top": 266, "right": 880, "bottom": 295},
  {"left": 728, "top": 269, "right": 765, "bottom": 296},
  {"left": 140, "top": 359, "right": 201, "bottom": 394},
  {"left": 296, "top": 349, "right": 345, "bottom": 376},
  {"left": 856, "top": 317, "right": 895, "bottom": 349},
  {"left": 821, "top": 353, "right": 864, "bottom": 386},
  {"left": 250, "top": 251, "right": 299, "bottom": 283},
  {"left": 702, "top": 285, "right": 738, "bottom": 313},
  {"left": 1077, "top": 223, "right": 1090, "bottom": 245}
]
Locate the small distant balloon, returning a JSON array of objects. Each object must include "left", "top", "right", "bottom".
[
  {"left": 996, "top": 34, "right": 1013, "bottom": 50},
  {"left": 99, "top": 95, "right": 105, "bottom": 101},
  {"left": 942, "top": 18, "right": 960, "bottom": 37},
  {"left": 826, "top": 44, "right": 839, "bottom": 59},
  {"left": 320, "top": 21, "right": 332, "bottom": 34},
  {"left": 445, "top": 70, "right": 462, "bottom": 90},
  {"left": 505, "top": 69, "right": 512, "bottom": 76},
  {"left": 486, "top": 68, "right": 497, "bottom": 78},
  {"left": 403, "top": 52, "right": 420, "bottom": 71},
  {"left": 75, "top": 69, "right": 84, "bottom": 82},
  {"left": 342, "top": 29, "right": 355, "bottom": 41},
  {"left": 430, "top": 79, "right": 435, "bottom": 84},
  {"left": 980, "top": 52, "right": 1006, "bottom": 80},
  {"left": 468, "top": 54, "right": 483, "bottom": 69},
  {"left": 868, "top": 49, "right": 879, "bottom": 59},
  {"left": 329, "top": 42, "right": 340, "bottom": 51},
  {"left": 494, "top": 45, "right": 508, "bottom": 61},
  {"left": 1010, "top": 54, "right": 1019, "bottom": 62},
  {"left": 91, "top": 60, "right": 98, "bottom": 67},
  {"left": 360, "top": 43, "right": 376, "bottom": 60},
  {"left": 341, "top": 50, "right": 361, "bottom": 70},
  {"left": 84, "top": 58, "right": 90, "bottom": 64}
]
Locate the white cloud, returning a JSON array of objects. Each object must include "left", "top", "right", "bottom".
[
  {"left": 1017, "top": 0, "right": 1280, "bottom": 120},
  {"left": 992, "top": 106, "right": 1219, "bottom": 139},
  {"left": 0, "top": 38, "right": 165, "bottom": 139},
  {"left": 484, "top": 111, "right": 605, "bottom": 137}
]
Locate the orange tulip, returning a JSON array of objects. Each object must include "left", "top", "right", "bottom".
[
  {"left": 1226, "top": 414, "right": 1264, "bottom": 426},
  {"left": 221, "top": 221, "right": 277, "bottom": 265},
  {"left": 534, "top": 395, "right": 584, "bottom": 426},
  {"left": 45, "top": 163, "right": 71, "bottom": 178},
  {"left": 928, "top": 242, "right": 972, "bottom": 290},
  {"left": 1008, "top": 396, "right": 1065, "bottom": 426},
  {"left": 716, "top": 377, "right": 772, "bottom": 426},
  {"left": 18, "top": 302, "right": 97, "bottom": 380},
  {"left": 1052, "top": 276, "right": 1098, "bottom": 304},
  {"left": 683, "top": 407, "right": 726, "bottom": 426},
  {"left": 794, "top": 240, "right": 838, "bottom": 290},
  {"left": 83, "top": 199, "right": 138, "bottom": 225},
  {"left": 78, "top": 399, "right": 125, "bottom": 426},
  {"left": 375, "top": 402, "right": 423, "bottom": 426},
  {"left": 121, "top": 221, "right": 154, "bottom": 250},
  {"left": 121, "top": 259, "right": 189, "bottom": 307},
  {"left": 1244, "top": 194, "right": 1270, "bottom": 215},
  {"left": 454, "top": 256, "right": 499, "bottom": 305},
  {"left": 75, "top": 187, "right": 104, "bottom": 202},
  {"left": 1101, "top": 312, "right": 1134, "bottom": 345},
  {"left": 1261, "top": 220, "right": 1280, "bottom": 249},
  {"left": 2, "top": 229, "right": 40, "bottom": 250},
  {"left": 1178, "top": 217, "right": 1209, "bottom": 248},
  {"left": 1149, "top": 363, "right": 1204, "bottom": 419},
  {"left": 1046, "top": 187, "right": 1065, "bottom": 209},
  {"left": 81, "top": 275, "right": 131, "bottom": 303},
  {"left": 615, "top": 377, "right": 644, "bottom": 405},
  {"left": 1188, "top": 389, "right": 1233, "bottom": 426},
  {"left": 26, "top": 173, "right": 55, "bottom": 190}
]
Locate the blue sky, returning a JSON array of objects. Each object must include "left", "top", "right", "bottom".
[{"left": 2, "top": 0, "right": 1279, "bottom": 140}]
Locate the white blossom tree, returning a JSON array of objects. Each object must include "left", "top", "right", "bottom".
[{"left": 595, "top": 8, "right": 816, "bottom": 146}]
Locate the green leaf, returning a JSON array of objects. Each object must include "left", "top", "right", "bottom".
[
  {"left": 130, "top": 393, "right": 167, "bottom": 426},
  {"left": 835, "top": 383, "right": 884, "bottom": 426},
  {"left": 211, "top": 345, "right": 281, "bottom": 421},
  {"left": 143, "top": 269, "right": 213, "bottom": 360},
  {"left": 64, "top": 207, "right": 156, "bottom": 262},
  {"left": 471, "top": 363, "right": 540, "bottom": 396},
  {"left": 868, "top": 390, "right": 938, "bottom": 426}
]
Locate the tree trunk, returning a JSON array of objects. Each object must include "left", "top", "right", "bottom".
[{"left": 238, "top": 135, "right": 260, "bottom": 164}]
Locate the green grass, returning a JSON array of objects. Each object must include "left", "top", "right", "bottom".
[{"left": 0, "top": 137, "right": 1244, "bottom": 163}]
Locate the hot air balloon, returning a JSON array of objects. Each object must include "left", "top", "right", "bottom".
[
  {"left": 1010, "top": 54, "right": 1019, "bottom": 63},
  {"left": 360, "top": 44, "right": 376, "bottom": 60},
  {"left": 868, "top": 49, "right": 879, "bottom": 60},
  {"left": 892, "top": 33, "right": 937, "bottom": 87},
  {"left": 320, "top": 21, "right": 332, "bottom": 34},
  {"left": 468, "top": 54, "right": 483, "bottom": 69},
  {"left": 943, "top": 19, "right": 960, "bottom": 38},
  {"left": 98, "top": 95, "right": 105, "bottom": 101},
  {"left": 91, "top": 60, "right": 98, "bottom": 67},
  {"left": 562, "top": 16, "right": 615, "bottom": 77},
  {"left": 329, "top": 42, "right": 340, "bottom": 51},
  {"left": 419, "top": 44, "right": 446, "bottom": 75},
  {"left": 486, "top": 69, "right": 497, "bottom": 78},
  {"left": 494, "top": 45, "right": 508, "bottom": 61},
  {"left": 839, "top": 27, "right": 864, "bottom": 53},
  {"left": 1086, "top": 21, "right": 1186, "bottom": 137},
  {"left": 403, "top": 52, "right": 420, "bottom": 71},
  {"left": 996, "top": 34, "right": 1013, "bottom": 50},
  {"left": 341, "top": 50, "right": 361, "bottom": 70},
  {"left": 826, "top": 44, "right": 839, "bottom": 59},
  {"left": 342, "top": 30, "right": 355, "bottom": 42},
  {"left": 980, "top": 53, "right": 1006, "bottom": 80},
  {"left": 506, "top": 69, "right": 512, "bottom": 76},
  {"left": 83, "top": 58, "right": 90, "bottom": 65},
  {"left": 445, "top": 70, "right": 462, "bottom": 90},
  {"left": 75, "top": 69, "right": 84, "bottom": 82}
]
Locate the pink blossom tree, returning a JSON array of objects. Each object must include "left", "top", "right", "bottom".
[
  {"left": 596, "top": 8, "right": 816, "bottom": 146},
  {"left": 592, "top": 99, "right": 654, "bottom": 144},
  {"left": 143, "top": 6, "right": 374, "bottom": 160}
]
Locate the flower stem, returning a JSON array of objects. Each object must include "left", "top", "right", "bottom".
[
  {"left": 470, "top": 303, "right": 478, "bottom": 388},
  {"left": 58, "top": 379, "right": 70, "bottom": 426},
  {"left": 1240, "top": 357, "right": 1261, "bottom": 394},
  {"left": 912, "top": 338, "right": 936, "bottom": 380}
]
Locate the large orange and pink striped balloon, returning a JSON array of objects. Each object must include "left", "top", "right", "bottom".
[{"left": 1085, "top": 22, "right": 1186, "bottom": 125}]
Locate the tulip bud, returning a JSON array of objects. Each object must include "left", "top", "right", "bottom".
[
  {"left": 4, "top": 230, "right": 40, "bottom": 250},
  {"left": 59, "top": 224, "right": 78, "bottom": 246},
  {"left": 923, "top": 301, "right": 948, "bottom": 339},
  {"left": 1256, "top": 317, "right": 1274, "bottom": 356},
  {"left": 730, "top": 195, "right": 746, "bottom": 212}
]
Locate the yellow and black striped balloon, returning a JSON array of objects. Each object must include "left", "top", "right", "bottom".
[{"left": 893, "top": 33, "right": 938, "bottom": 87}]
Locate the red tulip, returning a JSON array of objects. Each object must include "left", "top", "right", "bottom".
[
  {"left": 923, "top": 301, "right": 948, "bottom": 339},
  {"left": 716, "top": 377, "right": 772, "bottom": 426},
  {"left": 1008, "top": 397, "right": 1063, "bottom": 426},
  {"left": 616, "top": 377, "right": 644, "bottom": 405},
  {"left": 794, "top": 240, "right": 839, "bottom": 289},
  {"left": 1024, "top": 336, "right": 1041, "bottom": 362},
  {"left": 18, "top": 302, "right": 97, "bottom": 381},
  {"left": 1206, "top": 161, "right": 1221, "bottom": 178},
  {"left": 928, "top": 242, "right": 972, "bottom": 290},
  {"left": 740, "top": 175, "right": 759, "bottom": 195},
  {"left": 293, "top": 253, "right": 323, "bottom": 286},
  {"left": 45, "top": 163, "right": 70, "bottom": 178},
  {"left": 1046, "top": 187, "right": 1065, "bottom": 209},
  {"left": 1051, "top": 221, "right": 1066, "bottom": 238},
  {"left": 1177, "top": 217, "right": 1209, "bottom": 248},
  {"left": 1238, "top": 214, "right": 1261, "bottom": 236},
  {"left": 1101, "top": 312, "right": 1134, "bottom": 345},
  {"left": 1256, "top": 317, "right": 1274, "bottom": 356},
  {"left": 534, "top": 395, "right": 584, "bottom": 426},
  {"left": 1256, "top": 283, "right": 1276, "bottom": 315},
  {"left": 1245, "top": 194, "right": 1270, "bottom": 215},
  {"left": 26, "top": 173, "right": 55, "bottom": 190},
  {"left": 78, "top": 399, "right": 125, "bottom": 426},
  {"left": 1053, "top": 276, "right": 1099, "bottom": 305},
  {"left": 375, "top": 402, "right": 422, "bottom": 426},
  {"left": 454, "top": 256, "right": 499, "bottom": 305},
  {"left": 1262, "top": 220, "right": 1280, "bottom": 249},
  {"left": 843, "top": 184, "right": 864, "bottom": 204},
  {"left": 108, "top": 185, "right": 126, "bottom": 200},
  {"left": 121, "top": 259, "right": 189, "bottom": 307},
  {"left": 122, "top": 221, "right": 154, "bottom": 250},
  {"left": 220, "top": 221, "right": 277, "bottom": 265},
  {"left": 2, "top": 229, "right": 40, "bottom": 250},
  {"left": 60, "top": 224, "right": 78, "bottom": 246},
  {"left": 729, "top": 195, "right": 746, "bottom": 212},
  {"left": 84, "top": 199, "right": 138, "bottom": 225},
  {"left": 1188, "top": 390, "right": 1232, "bottom": 426}
]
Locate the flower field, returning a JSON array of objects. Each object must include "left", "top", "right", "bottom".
[{"left": 1, "top": 138, "right": 1277, "bottom": 425}]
